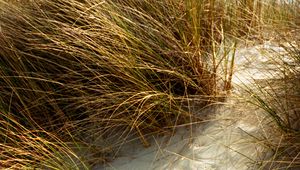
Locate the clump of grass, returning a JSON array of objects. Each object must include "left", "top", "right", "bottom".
[
  {"left": 0, "top": 0, "right": 234, "bottom": 165},
  {"left": 244, "top": 30, "right": 300, "bottom": 169}
]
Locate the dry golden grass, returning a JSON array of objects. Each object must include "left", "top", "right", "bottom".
[{"left": 0, "top": 0, "right": 298, "bottom": 168}]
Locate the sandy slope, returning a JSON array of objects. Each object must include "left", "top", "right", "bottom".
[{"left": 95, "top": 42, "right": 289, "bottom": 170}]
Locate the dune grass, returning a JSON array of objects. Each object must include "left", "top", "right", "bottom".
[
  {"left": 0, "top": 0, "right": 235, "bottom": 167},
  {"left": 0, "top": 0, "right": 299, "bottom": 168},
  {"left": 244, "top": 27, "right": 300, "bottom": 169}
]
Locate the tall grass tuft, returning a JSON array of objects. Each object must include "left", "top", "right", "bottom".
[
  {"left": 245, "top": 30, "right": 300, "bottom": 169},
  {"left": 0, "top": 0, "right": 234, "bottom": 164}
]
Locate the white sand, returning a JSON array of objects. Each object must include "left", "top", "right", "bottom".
[{"left": 95, "top": 42, "right": 291, "bottom": 170}]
